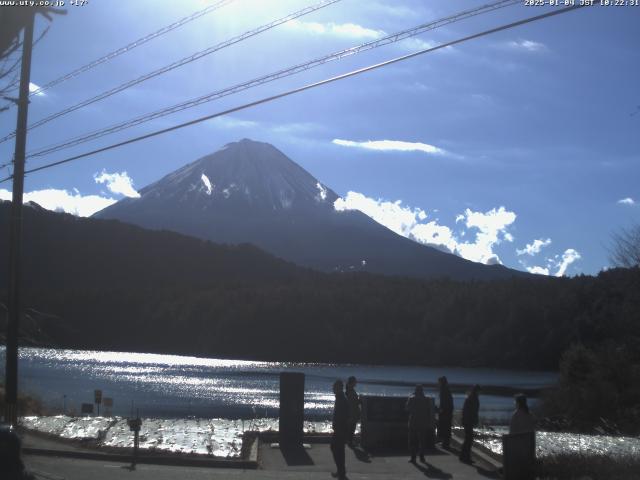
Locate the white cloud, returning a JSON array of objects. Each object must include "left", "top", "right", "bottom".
[
  {"left": 507, "top": 39, "right": 546, "bottom": 52},
  {"left": 332, "top": 139, "right": 447, "bottom": 156},
  {"left": 94, "top": 170, "right": 140, "bottom": 198},
  {"left": 517, "top": 238, "right": 552, "bottom": 256},
  {"left": 334, "top": 192, "right": 428, "bottom": 239},
  {"left": 29, "top": 82, "right": 45, "bottom": 96},
  {"left": 334, "top": 191, "right": 516, "bottom": 265},
  {"left": 527, "top": 266, "right": 550, "bottom": 275},
  {"left": 523, "top": 247, "right": 581, "bottom": 277},
  {"left": 398, "top": 37, "right": 454, "bottom": 54},
  {"left": 555, "top": 249, "right": 581, "bottom": 277},
  {"left": 617, "top": 197, "right": 636, "bottom": 206},
  {"left": 287, "top": 17, "right": 443, "bottom": 53},
  {"left": 455, "top": 207, "right": 516, "bottom": 265},
  {"left": 201, "top": 173, "right": 213, "bottom": 195},
  {"left": 208, "top": 116, "right": 259, "bottom": 129},
  {"left": 0, "top": 188, "right": 116, "bottom": 217},
  {"left": 410, "top": 221, "right": 458, "bottom": 253},
  {"left": 400, "top": 37, "right": 436, "bottom": 51},
  {"left": 286, "top": 20, "right": 384, "bottom": 39}
]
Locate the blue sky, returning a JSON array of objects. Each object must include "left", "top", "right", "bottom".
[{"left": 0, "top": 0, "right": 638, "bottom": 276}]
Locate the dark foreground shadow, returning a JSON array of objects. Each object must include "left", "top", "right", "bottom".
[
  {"left": 412, "top": 461, "right": 453, "bottom": 479},
  {"left": 365, "top": 447, "right": 446, "bottom": 458},
  {"left": 279, "top": 443, "right": 314, "bottom": 466},
  {"left": 348, "top": 444, "right": 371, "bottom": 463},
  {"left": 476, "top": 466, "right": 501, "bottom": 479}
]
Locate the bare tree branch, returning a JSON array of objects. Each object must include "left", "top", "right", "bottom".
[{"left": 609, "top": 224, "right": 640, "bottom": 268}]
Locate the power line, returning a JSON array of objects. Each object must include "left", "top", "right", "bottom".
[
  {"left": 0, "top": 0, "right": 341, "bottom": 143},
  {"left": 25, "top": 0, "right": 520, "bottom": 159},
  {"left": 6, "top": 1, "right": 343, "bottom": 141},
  {"left": 0, "top": 25, "right": 50, "bottom": 108},
  {"left": 0, "top": 4, "right": 590, "bottom": 185},
  {"left": 3, "top": 0, "right": 235, "bottom": 97}
]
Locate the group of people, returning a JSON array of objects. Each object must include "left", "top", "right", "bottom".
[
  {"left": 329, "top": 376, "right": 360, "bottom": 480},
  {"left": 329, "top": 376, "right": 535, "bottom": 478},
  {"left": 406, "top": 376, "right": 468, "bottom": 463}
]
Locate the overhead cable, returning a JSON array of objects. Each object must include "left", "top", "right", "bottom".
[
  {"left": 0, "top": 0, "right": 341, "bottom": 143},
  {"left": 4, "top": 0, "right": 235, "bottom": 97},
  {"left": 25, "top": 0, "right": 519, "bottom": 158},
  {"left": 0, "top": 4, "right": 590, "bottom": 185}
]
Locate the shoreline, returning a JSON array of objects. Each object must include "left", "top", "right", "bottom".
[{"left": 19, "top": 414, "right": 640, "bottom": 462}]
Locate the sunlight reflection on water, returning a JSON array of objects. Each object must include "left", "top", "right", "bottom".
[{"left": 4, "top": 347, "right": 557, "bottom": 420}]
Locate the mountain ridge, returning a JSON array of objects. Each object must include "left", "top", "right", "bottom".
[{"left": 95, "top": 139, "right": 526, "bottom": 280}]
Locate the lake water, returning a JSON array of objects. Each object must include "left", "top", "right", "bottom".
[
  {"left": 7, "top": 348, "right": 638, "bottom": 460},
  {"left": 1, "top": 347, "right": 556, "bottom": 422}
]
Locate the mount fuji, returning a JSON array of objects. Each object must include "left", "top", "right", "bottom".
[{"left": 94, "top": 139, "right": 522, "bottom": 280}]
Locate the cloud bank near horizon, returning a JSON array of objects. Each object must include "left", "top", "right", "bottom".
[
  {"left": 334, "top": 191, "right": 516, "bottom": 266},
  {"left": 0, "top": 188, "right": 116, "bottom": 217},
  {"left": 0, "top": 169, "right": 142, "bottom": 217},
  {"left": 334, "top": 190, "right": 581, "bottom": 275}
]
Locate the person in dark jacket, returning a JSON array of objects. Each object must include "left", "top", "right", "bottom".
[
  {"left": 437, "top": 376, "right": 454, "bottom": 449},
  {"left": 346, "top": 376, "right": 361, "bottom": 447},
  {"left": 459, "top": 384, "right": 480, "bottom": 463},
  {"left": 330, "top": 379, "right": 349, "bottom": 479},
  {"left": 406, "top": 384, "right": 433, "bottom": 463},
  {"left": 509, "top": 394, "right": 535, "bottom": 435}
]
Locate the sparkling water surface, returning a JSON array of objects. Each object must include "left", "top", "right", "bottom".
[
  {"left": 2, "top": 347, "right": 556, "bottom": 420},
  {"left": 7, "top": 348, "right": 638, "bottom": 460}
]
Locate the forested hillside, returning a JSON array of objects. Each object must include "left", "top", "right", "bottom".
[{"left": 1, "top": 202, "right": 639, "bottom": 370}]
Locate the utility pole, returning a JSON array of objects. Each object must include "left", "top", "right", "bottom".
[{"left": 4, "top": 10, "right": 35, "bottom": 426}]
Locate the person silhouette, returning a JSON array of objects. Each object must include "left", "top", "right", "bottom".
[
  {"left": 509, "top": 394, "right": 535, "bottom": 434},
  {"left": 459, "top": 384, "right": 480, "bottom": 463},
  {"left": 330, "top": 380, "right": 349, "bottom": 479},
  {"left": 437, "top": 376, "right": 453, "bottom": 449},
  {"left": 346, "top": 376, "right": 361, "bottom": 447},
  {"left": 406, "top": 384, "right": 432, "bottom": 463}
]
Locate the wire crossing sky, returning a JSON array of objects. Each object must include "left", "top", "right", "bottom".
[
  {"left": 25, "top": 0, "right": 519, "bottom": 159},
  {"left": 0, "top": 0, "right": 638, "bottom": 277},
  {"left": 0, "top": 3, "right": 588, "bottom": 183},
  {"left": 4, "top": 0, "right": 236, "bottom": 97},
  {"left": 0, "top": 0, "right": 343, "bottom": 144}
]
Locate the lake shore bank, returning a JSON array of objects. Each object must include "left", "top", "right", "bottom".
[{"left": 19, "top": 415, "right": 640, "bottom": 462}]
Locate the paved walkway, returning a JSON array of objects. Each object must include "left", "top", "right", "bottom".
[
  {"left": 259, "top": 442, "right": 500, "bottom": 479},
  {"left": 23, "top": 441, "right": 501, "bottom": 480}
]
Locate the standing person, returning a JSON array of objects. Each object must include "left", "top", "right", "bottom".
[
  {"left": 437, "top": 376, "right": 454, "bottom": 449},
  {"left": 346, "top": 376, "right": 361, "bottom": 447},
  {"left": 406, "top": 384, "right": 432, "bottom": 463},
  {"left": 509, "top": 394, "right": 535, "bottom": 434},
  {"left": 459, "top": 384, "right": 480, "bottom": 464},
  {"left": 330, "top": 380, "right": 349, "bottom": 480}
]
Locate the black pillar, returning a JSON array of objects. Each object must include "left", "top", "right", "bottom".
[{"left": 279, "top": 372, "right": 304, "bottom": 445}]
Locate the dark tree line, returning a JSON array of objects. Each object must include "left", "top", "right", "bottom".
[{"left": 1, "top": 202, "right": 639, "bottom": 371}]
